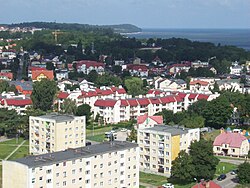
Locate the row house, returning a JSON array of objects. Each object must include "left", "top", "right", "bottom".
[
  {"left": 93, "top": 93, "right": 219, "bottom": 124},
  {"left": 217, "top": 79, "right": 243, "bottom": 93},
  {"left": 0, "top": 97, "right": 32, "bottom": 115},
  {"left": 75, "top": 60, "right": 105, "bottom": 75}
]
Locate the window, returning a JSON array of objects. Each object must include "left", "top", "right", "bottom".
[
  {"left": 100, "top": 182, "right": 103, "bottom": 186},
  {"left": 121, "top": 163, "right": 124, "bottom": 167},
  {"left": 217, "top": 147, "right": 220, "bottom": 151},
  {"left": 94, "top": 174, "right": 97, "bottom": 178},
  {"left": 63, "top": 162, "right": 66, "bottom": 166},
  {"left": 108, "top": 162, "right": 111, "bottom": 166},
  {"left": 56, "top": 173, "right": 59, "bottom": 177},
  {"left": 32, "top": 178, "right": 35, "bottom": 183},
  {"left": 39, "top": 177, "right": 43, "bottom": 180},
  {"left": 100, "top": 172, "right": 103, "bottom": 177},
  {"left": 46, "top": 169, "right": 51, "bottom": 174},
  {"left": 56, "top": 182, "right": 59, "bottom": 186},
  {"left": 121, "top": 171, "right": 124, "bottom": 175},
  {"left": 121, "top": 154, "right": 124, "bottom": 158},
  {"left": 32, "top": 168, "right": 35, "bottom": 173},
  {"left": 108, "top": 179, "right": 112, "bottom": 185},
  {"left": 63, "top": 172, "right": 66, "bottom": 177},
  {"left": 47, "top": 179, "right": 52, "bottom": 184},
  {"left": 86, "top": 179, "right": 90, "bottom": 184},
  {"left": 63, "top": 181, "right": 66, "bottom": 186},
  {"left": 86, "top": 170, "right": 90, "bottom": 175},
  {"left": 72, "top": 179, "right": 75, "bottom": 184},
  {"left": 86, "top": 161, "right": 90, "bottom": 165},
  {"left": 39, "top": 167, "right": 43, "bottom": 171},
  {"left": 128, "top": 175, "right": 130, "bottom": 178},
  {"left": 108, "top": 170, "right": 111, "bottom": 175},
  {"left": 94, "top": 165, "right": 97, "bottom": 168},
  {"left": 79, "top": 168, "right": 82, "bottom": 172},
  {"left": 134, "top": 173, "right": 136, "bottom": 177},
  {"left": 72, "top": 169, "right": 75, "bottom": 174},
  {"left": 100, "top": 164, "right": 103, "bottom": 168},
  {"left": 79, "top": 177, "right": 82, "bottom": 181},
  {"left": 120, "top": 180, "right": 124, "bottom": 184},
  {"left": 72, "top": 160, "right": 76, "bottom": 164},
  {"left": 232, "top": 149, "right": 235, "bottom": 152}
]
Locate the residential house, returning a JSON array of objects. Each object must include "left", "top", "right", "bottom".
[
  {"left": 168, "top": 63, "right": 190, "bottom": 75},
  {"left": 217, "top": 79, "right": 243, "bottom": 93},
  {"left": 213, "top": 132, "right": 249, "bottom": 157},
  {"left": 31, "top": 70, "right": 54, "bottom": 82},
  {"left": 190, "top": 80, "right": 210, "bottom": 92},
  {"left": 136, "top": 113, "right": 163, "bottom": 130},
  {"left": 191, "top": 60, "right": 209, "bottom": 68},
  {"left": 125, "top": 64, "right": 149, "bottom": 77},
  {"left": 55, "top": 69, "right": 68, "bottom": 81},
  {"left": 75, "top": 60, "right": 105, "bottom": 75},
  {"left": 0, "top": 72, "right": 13, "bottom": 81}
]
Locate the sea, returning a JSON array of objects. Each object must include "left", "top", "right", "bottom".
[{"left": 124, "top": 28, "right": 250, "bottom": 51}]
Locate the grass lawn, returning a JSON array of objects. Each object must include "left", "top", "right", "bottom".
[
  {"left": 86, "top": 134, "right": 106, "bottom": 142},
  {"left": 8, "top": 145, "right": 29, "bottom": 160},
  {"left": 139, "top": 186, "right": 146, "bottom": 188},
  {"left": 86, "top": 126, "right": 113, "bottom": 136},
  {"left": 215, "top": 162, "right": 237, "bottom": 176},
  {"left": 0, "top": 145, "right": 17, "bottom": 160},
  {"left": 202, "top": 129, "right": 220, "bottom": 141},
  {"left": 0, "top": 137, "right": 25, "bottom": 145},
  {"left": 236, "top": 184, "right": 250, "bottom": 188},
  {"left": 217, "top": 155, "right": 246, "bottom": 161}
]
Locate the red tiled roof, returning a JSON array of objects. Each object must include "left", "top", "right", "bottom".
[
  {"left": 120, "top": 99, "right": 129, "bottom": 107},
  {"left": 127, "top": 99, "right": 138, "bottom": 107},
  {"left": 192, "top": 181, "right": 221, "bottom": 188},
  {"left": 174, "top": 96, "right": 183, "bottom": 102},
  {"left": 101, "top": 89, "right": 113, "bottom": 96},
  {"left": 148, "top": 89, "right": 161, "bottom": 95},
  {"left": 2, "top": 99, "right": 32, "bottom": 106},
  {"left": 149, "top": 98, "right": 161, "bottom": 104},
  {"left": 213, "top": 132, "right": 247, "bottom": 148},
  {"left": 117, "top": 88, "right": 126, "bottom": 94},
  {"left": 190, "top": 80, "right": 209, "bottom": 86},
  {"left": 32, "top": 70, "right": 54, "bottom": 80},
  {"left": 94, "top": 99, "right": 117, "bottom": 107},
  {"left": 188, "top": 93, "right": 198, "bottom": 99},
  {"left": 137, "top": 113, "right": 163, "bottom": 124},
  {"left": 29, "top": 66, "right": 46, "bottom": 71},
  {"left": 168, "top": 63, "right": 190, "bottom": 69},
  {"left": 77, "top": 60, "right": 104, "bottom": 69},
  {"left": 127, "top": 64, "right": 148, "bottom": 71},
  {"left": 0, "top": 72, "right": 13, "bottom": 80},
  {"left": 177, "top": 92, "right": 187, "bottom": 99},
  {"left": 197, "top": 94, "right": 209, "bottom": 100},
  {"left": 58, "top": 92, "right": 69, "bottom": 99},
  {"left": 137, "top": 98, "right": 150, "bottom": 106},
  {"left": 160, "top": 96, "right": 176, "bottom": 104},
  {"left": 86, "top": 91, "right": 98, "bottom": 97}
]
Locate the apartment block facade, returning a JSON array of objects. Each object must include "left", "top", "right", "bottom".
[
  {"left": 29, "top": 114, "right": 86, "bottom": 155},
  {"left": 137, "top": 125, "right": 200, "bottom": 177},
  {"left": 3, "top": 141, "right": 139, "bottom": 188}
]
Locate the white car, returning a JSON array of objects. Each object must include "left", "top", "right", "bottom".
[
  {"left": 162, "top": 183, "right": 174, "bottom": 188},
  {"left": 121, "top": 128, "right": 127, "bottom": 132}
]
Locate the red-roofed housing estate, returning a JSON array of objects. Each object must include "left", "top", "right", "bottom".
[{"left": 213, "top": 132, "right": 249, "bottom": 157}]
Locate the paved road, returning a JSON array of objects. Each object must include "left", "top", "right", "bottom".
[
  {"left": 214, "top": 172, "right": 239, "bottom": 188},
  {"left": 220, "top": 158, "right": 246, "bottom": 165}
]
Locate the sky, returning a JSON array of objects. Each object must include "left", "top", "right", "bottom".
[{"left": 0, "top": 0, "right": 249, "bottom": 28}]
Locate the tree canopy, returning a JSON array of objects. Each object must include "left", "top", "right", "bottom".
[
  {"left": 31, "top": 79, "right": 57, "bottom": 111},
  {"left": 124, "top": 77, "right": 146, "bottom": 97}
]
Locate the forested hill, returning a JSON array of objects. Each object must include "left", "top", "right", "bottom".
[{"left": 8, "top": 22, "right": 142, "bottom": 33}]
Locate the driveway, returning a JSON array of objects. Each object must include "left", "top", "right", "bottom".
[{"left": 214, "top": 172, "right": 239, "bottom": 188}]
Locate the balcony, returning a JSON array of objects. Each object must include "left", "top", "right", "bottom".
[
  {"left": 144, "top": 136, "right": 150, "bottom": 140},
  {"left": 158, "top": 161, "right": 164, "bottom": 165}
]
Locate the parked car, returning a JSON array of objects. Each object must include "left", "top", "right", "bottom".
[
  {"left": 231, "top": 169, "right": 238, "bottom": 175},
  {"left": 86, "top": 142, "right": 91, "bottom": 146},
  {"left": 159, "top": 183, "right": 174, "bottom": 188},
  {"left": 217, "top": 174, "right": 227, "bottom": 181}
]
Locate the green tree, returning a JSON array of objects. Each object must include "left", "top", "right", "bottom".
[
  {"left": 180, "top": 115, "right": 205, "bottom": 128},
  {"left": 238, "top": 162, "right": 250, "bottom": 184},
  {"left": 31, "top": 79, "right": 57, "bottom": 111},
  {"left": 127, "top": 129, "right": 137, "bottom": 142},
  {"left": 60, "top": 99, "right": 77, "bottom": 115},
  {"left": 112, "top": 65, "right": 122, "bottom": 74},
  {"left": 202, "top": 96, "right": 232, "bottom": 128},
  {"left": 124, "top": 77, "right": 144, "bottom": 96},
  {"left": 46, "top": 62, "right": 55, "bottom": 70},
  {"left": 156, "top": 110, "right": 174, "bottom": 124},
  {"left": 87, "top": 70, "right": 98, "bottom": 83},
  {"left": 212, "top": 81, "right": 220, "bottom": 93},
  {"left": 171, "top": 150, "right": 195, "bottom": 182},
  {"left": 189, "top": 139, "right": 219, "bottom": 180},
  {"left": 75, "top": 104, "right": 92, "bottom": 124}
]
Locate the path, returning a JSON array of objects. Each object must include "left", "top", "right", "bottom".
[
  {"left": 220, "top": 158, "right": 246, "bottom": 165},
  {"left": 4, "top": 140, "right": 26, "bottom": 160},
  {"left": 140, "top": 182, "right": 158, "bottom": 188}
]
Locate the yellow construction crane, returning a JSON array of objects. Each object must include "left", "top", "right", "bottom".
[{"left": 52, "top": 30, "right": 64, "bottom": 43}]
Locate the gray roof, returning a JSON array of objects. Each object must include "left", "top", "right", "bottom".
[
  {"left": 144, "top": 125, "right": 189, "bottom": 135},
  {"left": 36, "top": 114, "right": 78, "bottom": 123},
  {"left": 13, "top": 141, "right": 137, "bottom": 168}
]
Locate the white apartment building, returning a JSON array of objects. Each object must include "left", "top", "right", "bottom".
[
  {"left": 3, "top": 141, "right": 139, "bottom": 188},
  {"left": 137, "top": 125, "right": 200, "bottom": 177},
  {"left": 29, "top": 114, "right": 86, "bottom": 155}
]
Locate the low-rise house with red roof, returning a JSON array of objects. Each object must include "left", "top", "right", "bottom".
[
  {"left": 190, "top": 80, "right": 210, "bottom": 92},
  {"left": 10, "top": 81, "right": 33, "bottom": 95},
  {"left": 75, "top": 60, "right": 105, "bottom": 75},
  {"left": 192, "top": 180, "right": 221, "bottom": 188},
  {"left": 213, "top": 131, "right": 249, "bottom": 157},
  {"left": 0, "top": 72, "right": 13, "bottom": 81},
  {"left": 136, "top": 113, "right": 163, "bottom": 129},
  {"left": 125, "top": 64, "right": 149, "bottom": 77},
  {"left": 28, "top": 66, "right": 46, "bottom": 78},
  {"left": 31, "top": 69, "right": 54, "bottom": 82}
]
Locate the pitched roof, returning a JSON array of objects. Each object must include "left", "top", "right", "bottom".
[
  {"left": 160, "top": 96, "right": 176, "bottom": 104},
  {"left": 177, "top": 92, "right": 187, "bottom": 99},
  {"left": 213, "top": 132, "right": 247, "bottom": 148},
  {"left": 116, "top": 88, "right": 126, "bottom": 94},
  {"left": 192, "top": 181, "right": 221, "bottom": 188},
  {"left": 127, "top": 64, "right": 148, "bottom": 71},
  {"left": 32, "top": 70, "right": 54, "bottom": 80},
  {"left": 77, "top": 60, "right": 104, "bottom": 69},
  {"left": 1, "top": 99, "right": 32, "bottom": 106},
  {"left": 188, "top": 93, "right": 198, "bottom": 99},
  {"left": 137, "top": 98, "right": 150, "bottom": 106},
  {"left": 149, "top": 98, "right": 161, "bottom": 104},
  {"left": 137, "top": 113, "right": 163, "bottom": 124},
  {"left": 197, "top": 94, "right": 209, "bottom": 100},
  {"left": 58, "top": 92, "right": 69, "bottom": 99},
  {"left": 120, "top": 99, "right": 129, "bottom": 107},
  {"left": 190, "top": 80, "right": 209, "bottom": 86},
  {"left": 127, "top": 99, "right": 138, "bottom": 107},
  {"left": 94, "top": 99, "right": 117, "bottom": 107},
  {"left": 0, "top": 72, "right": 13, "bottom": 80}
]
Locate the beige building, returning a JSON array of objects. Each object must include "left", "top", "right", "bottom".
[
  {"left": 138, "top": 125, "right": 200, "bottom": 177},
  {"left": 3, "top": 141, "right": 139, "bottom": 188},
  {"left": 29, "top": 114, "right": 86, "bottom": 155}
]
